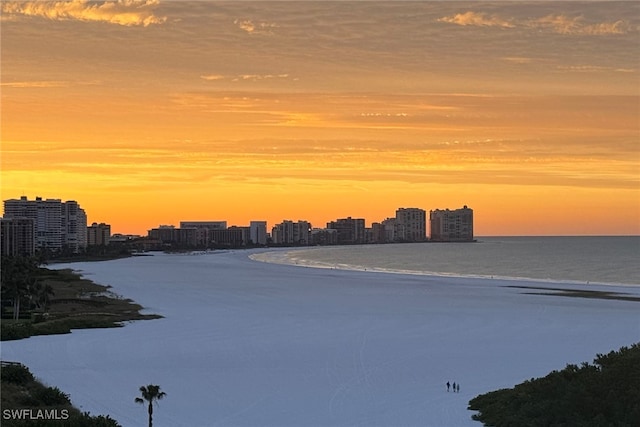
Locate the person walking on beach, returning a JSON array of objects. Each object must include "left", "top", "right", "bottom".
[
  {"left": 452, "top": 382, "right": 456, "bottom": 393},
  {"left": 456, "top": 383, "right": 460, "bottom": 393},
  {"left": 446, "top": 381, "right": 450, "bottom": 392}
]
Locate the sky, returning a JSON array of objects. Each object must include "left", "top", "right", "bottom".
[{"left": 1, "top": 1, "right": 639, "bottom": 236}]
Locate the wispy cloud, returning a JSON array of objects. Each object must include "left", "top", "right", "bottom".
[
  {"left": 439, "top": 10, "right": 632, "bottom": 35},
  {"left": 529, "top": 14, "right": 631, "bottom": 35},
  {"left": 554, "top": 63, "right": 637, "bottom": 74},
  {"left": 200, "top": 74, "right": 291, "bottom": 82},
  {"left": 438, "top": 11, "right": 514, "bottom": 28},
  {"left": 0, "top": 81, "right": 69, "bottom": 88},
  {"left": 233, "top": 18, "right": 277, "bottom": 35},
  {"left": 502, "top": 57, "right": 536, "bottom": 65},
  {"left": 200, "top": 74, "right": 226, "bottom": 81},
  {"left": 1, "top": 0, "right": 166, "bottom": 26}
]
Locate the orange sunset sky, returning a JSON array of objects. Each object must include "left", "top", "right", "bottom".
[{"left": 1, "top": 1, "right": 639, "bottom": 236}]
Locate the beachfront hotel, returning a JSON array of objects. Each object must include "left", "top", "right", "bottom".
[{"left": 429, "top": 206, "right": 474, "bottom": 242}]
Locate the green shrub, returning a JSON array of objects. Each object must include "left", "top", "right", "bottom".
[
  {"left": 1, "top": 322, "right": 33, "bottom": 341},
  {"left": 0, "top": 363, "right": 34, "bottom": 385},
  {"left": 469, "top": 343, "right": 640, "bottom": 427},
  {"left": 33, "top": 386, "right": 72, "bottom": 406}
]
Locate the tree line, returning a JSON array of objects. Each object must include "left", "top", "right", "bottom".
[
  {"left": 468, "top": 343, "right": 640, "bottom": 426},
  {"left": 1, "top": 256, "right": 53, "bottom": 321}
]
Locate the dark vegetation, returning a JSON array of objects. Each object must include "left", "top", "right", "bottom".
[
  {"left": 468, "top": 343, "right": 640, "bottom": 426},
  {"left": 1, "top": 255, "right": 161, "bottom": 341},
  {"left": 507, "top": 285, "right": 640, "bottom": 303},
  {"left": 1, "top": 362, "right": 121, "bottom": 426},
  {"left": 40, "top": 242, "right": 135, "bottom": 264},
  {"left": 135, "top": 384, "right": 167, "bottom": 427}
]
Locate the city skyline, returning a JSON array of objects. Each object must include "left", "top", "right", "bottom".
[{"left": 1, "top": 1, "right": 638, "bottom": 236}]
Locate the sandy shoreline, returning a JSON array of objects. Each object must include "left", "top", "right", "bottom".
[
  {"left": 2, "top": 250, "right": 639, "bottom": 427},
  {"left": 250, "top": 247, "right": 640, "bottom": 290}
]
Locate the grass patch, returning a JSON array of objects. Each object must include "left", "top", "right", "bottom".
[{"left": 1, "top": 268, "right": 161, "bottom": 341}]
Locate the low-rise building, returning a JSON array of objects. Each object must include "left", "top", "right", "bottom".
[{"left": 311, "top": 228, "right": 338, "bottom": 245}]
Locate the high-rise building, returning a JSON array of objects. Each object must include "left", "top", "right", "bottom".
[
  {"left": 326, "top": 217, "right": 365, "bottom": 244},
  {"left": 0, "top": 217, "right": 36, "bottom": 256},
  {"left": 367, "top": 222, "right": 387, "bottom": 243},
  {"left": 3, "top": 196, "right": 87, "bottom": 252},
  {"left": 395, "top": 208, "right": 426, "bottom": 242},
  {"left": 381, "top": 217, "right": 396, "bottom": 242},
  {"left": 62, "top": 200, "right": 87, "bottom": 252},
  {"left": 148, "top": 225, "right": 177, "bottom": 243},
  {"left": 87, "top": 222, "right": 111, "bottom": 246},
  {"left": 429, "top": 205, "right": 474, "bottom": 242},
  {"left": 249, "top": 221, "right": 268, "bottom": 245},
  {"left": 180, "top": 221, "right": 227, "bottom": 230},
  {"left": 271, "top": 220, "right": 311, "bottom": 245}
]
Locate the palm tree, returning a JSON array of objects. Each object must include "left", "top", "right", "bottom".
[
  {"left": 135, "top": 384, "right": 166, "bottom": 427},
  {"left": 1, "top": 256, "right": 39, "bottom": 320}
]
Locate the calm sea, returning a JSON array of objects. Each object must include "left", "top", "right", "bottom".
[{"left": 285, "top": 236, "right": 640, "bottom": 286}]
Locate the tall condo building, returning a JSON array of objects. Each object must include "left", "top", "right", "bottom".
[
  {"left": 395, "top": 208, "right": 427, "bottom": 242},
  {"left": 429, "top": 205, "right": 474, "bottom": 242},
  {"left": 0, "top": 217, "right": 36, "bottom": 256},
  {"left": 249, "top": 221, "right": 268, "bottom": 245},
  {"left": 326, "top": 217, "right": 366, "bottom": 244},
  {"left": 3, "top": 196, "right": 88, "bottom": 252},
  {"left": 62, "top": 200, "right": 87, "bottom": 252},
  {"left": 87, "top": 222, "right": 111, "bottom": 246},
  {"left": 180, "top": 221, "right": 227, "bottom": 230},
  {"left": 271, "top": 220, "right": 311, "bottom": 245}
]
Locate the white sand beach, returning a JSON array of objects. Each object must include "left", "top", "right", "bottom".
[{"left": 2, "top": 249, "right": 639, "bottom": 427}]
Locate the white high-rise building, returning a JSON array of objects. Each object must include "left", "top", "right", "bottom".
[
  {"left": 3, "top": 196, "right": 88, "bottom": 252},
  {"left": 62, "top": 200, "right": 87, "bottom": 252}
]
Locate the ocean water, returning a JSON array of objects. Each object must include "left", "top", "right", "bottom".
[{"left": 284, "top": 236, "right": 640, "bottom": 286}]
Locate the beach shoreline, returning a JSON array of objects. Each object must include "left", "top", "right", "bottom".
[
  {"left": 2, "top": 251, "right": 638, "bottom": 427},
  {"left": 249, "top": 246, "right": 640, "bottom": 290}
]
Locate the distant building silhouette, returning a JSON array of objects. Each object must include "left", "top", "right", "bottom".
[
  {"left": 0, "top": 217, "right": 35, "bottom": 256},
  {"left": 87, "top": 222, "right": 111, "bottom": 246},
  {"left": 271, "top": 220, "right": 311, "bottom": 245},
  {"left": 395, "top": 208, "right": 427, "bottom": 242},
  {"left": 429, "top": 206, "right": 474, "bottom": 242},
  {"left": 249, "top": 221, "right": 268, "bottom": 245},
  {"left": 326, "top": 217, "right": 365, "bottom": 244}
]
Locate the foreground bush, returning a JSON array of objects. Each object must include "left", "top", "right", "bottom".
[
  {"left": 1, "top": 363, "right": 121, "bottom": 427},
  {"left": 468, "top": 343, "right": 640, "bottom": 427}
]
